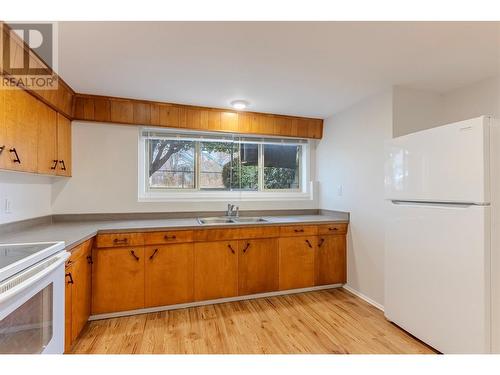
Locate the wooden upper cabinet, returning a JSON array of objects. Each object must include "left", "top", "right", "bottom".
[
  {"left": 238, "top": 238, "right": 278, "bottom": 296},
  {"left": 56, "top": 113, "right": 72, "bottom": 176},
  {"left": 194, "top": 241, "right": 238, "bottom": 301},
  {"left": 3, "top": 86, "right": 39, "bottom": 172},
  {"left": 92, "top": 246, "right": 145, "bottom": 314},
  {"left": 145, "top": 244, "right": 194, "bottom": 307},
  {"left": 315, "top": 234, "right": 347, "bottom": 286},
  {"left": 37, "top": 104, "right": 58, "bottom": 175},
  {"left": 278, "top": 236, "right": 316, "bottom": 290}
]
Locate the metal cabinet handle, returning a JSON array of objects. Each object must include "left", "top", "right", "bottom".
[
  {"left": 130, "top": 250, "right": 140, "bottom": 261},
  {"left": 305, "top": 239, "right": 313, "bottom": 249},
  {"left": 227, "top": 244, "right": 235, "bottom": 254},
  {"left": 164, "top": 235, "right": 177, "bottom": 240},
  {"left": 294, "top": 228, "right": 305, "bottom": 233},
  {"left": 242, "top": 242, "right": 250, "bottom": 253},
  {"left": 113, "top": 238, "right": 128, "bottom": 244},
  {"left": 50, "top": 160, "right": 58, "bottom": 170},
  {"left": 328, "top": 227, "right": 338, "bottom": 232},
  {"left": 9, "top": 148, "right": 21, "bottom": 163},
  {"left": 0, "top": 145, "right": 5, "bottom": 154},
  {"left": 149, "top": 248, "right": 159, "bottom": 260},
  {"left": 318, "top": 238, "right": 325, "bottom": 248},
  {"left": 59, "top": 160, "right": 66, "bottom": 171},
  {"left": 86, "top": 255, "right": 93, "bottom": 264},
  {"left": 65, "top": 272, "right": 74, "bottom": 284}
]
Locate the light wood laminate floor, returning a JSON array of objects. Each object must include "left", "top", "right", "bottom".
[{"left": 70, "top": 288, "right": 436, "bottom": 354}]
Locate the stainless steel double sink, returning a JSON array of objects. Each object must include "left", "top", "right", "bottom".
[{"left": 197, "top": 216, "right": 268, "bottom": 225}]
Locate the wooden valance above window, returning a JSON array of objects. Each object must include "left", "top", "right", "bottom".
[{"left": 73, "top": 94, "right": 323, "bottom": 139}]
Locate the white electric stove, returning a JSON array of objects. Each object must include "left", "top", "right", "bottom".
[{"left": 0, "top": 241, "right": 68, "bottom": 354}]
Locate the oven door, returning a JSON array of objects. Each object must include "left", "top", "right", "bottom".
[{"left": 0, "top": 251, "right": 69, "bottom": 354}]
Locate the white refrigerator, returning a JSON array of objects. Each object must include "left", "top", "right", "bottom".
[{"left": 384, "top": 116, "right": 500, "bottom": 354}]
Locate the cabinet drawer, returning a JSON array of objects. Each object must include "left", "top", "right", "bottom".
[
  {"left": 317, "top": 223, "right": 348, "bottom": 235},
  {"left": 144, "top": 230, "right": 194, "bottom": 245},
  {"left": 238, "top": 226, "right": 280, "bottom": 239},
  {"left": 96, "top": 232, "right": 144, "bottom": 248},
  {"left": 280, "top": 225, "right": 318, "bottom": 237},
  {"left": 194, "top": 228, "right": 240, "bottom": 242}
]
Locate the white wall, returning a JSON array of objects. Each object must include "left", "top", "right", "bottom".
[
  {"left": 441, "top": 76, "right": 500, "bottom": 124},
  {"left": 51, "top": 122, "right": 318, "bottom": 214},
  {"left": 393, "top": 76, "right": 500, "bottom": 137},
  {"left": 0, "top": 172, "right": 53, "bottom": 224},
  {"left": 316, "top": 90, "right": 393, "bottom": 307},
  {"left": 392, "top": 86, "right": 443, "bottom": 137}
]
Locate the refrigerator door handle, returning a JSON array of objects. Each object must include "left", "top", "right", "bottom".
[{"left": 389, "top": 200, "right": 488, "bottom": 208}]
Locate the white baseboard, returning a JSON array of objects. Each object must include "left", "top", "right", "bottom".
[
  {"left": 342, "top": 285, "right": 385, "bottom": 311},
  {"left": 90, "top": 283, "right": 343, "bottom": 321}
]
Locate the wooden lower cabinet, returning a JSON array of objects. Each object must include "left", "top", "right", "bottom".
[
  {"left": 145, "top": 244, "right": 194, "bottom": 307},
  {"left": 194, "top": 241, "right": 238, "bottom": 301},
  {"left": 70, "top": 244, "right": 92, "bottom": 342},
  {"left": 62, "top": 223, "right": 347, "bottom": 333},
  {"left": 92, "top": 246, "right": 145, "bottom": 314},
  {"left": 278, "top": 236, "right": 316, "bottom": 290},
  {"left": 238, "top": 238, "right": 278, "bottom": 295},
  {"left": 64, "top": 240, "right": 93, "bottom": 352},
  {"left": 64, "top": 264, "right": 73, "bottom": 353},
  {"left": 315, "top": 234, "right": 347, "bottom": 285}
]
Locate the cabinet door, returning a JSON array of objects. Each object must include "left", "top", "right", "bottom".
[
  {"left": 278, "top": 236, "right": 315, "bottom": 290},
  {"left": 145, "top": 244, "right": 194, "bottom": 307},
  {"left": 37, "top": 103, "right": 58, "bottom": 174},
  {"left": 315, "top": 235, "right": 347, "bottom": 286},
  {"left": 56, "top": 113, "right": 71, "bottom": 176},
  {"left": 3, "top": 86, "right": 38, "bottom": 172},
  {"left": 194, "top": 241, "right": 238, "bottom": 301},
  {"left": 238, "top": 238, "right": 278, "bottom": 295},
  {"left": 92, "top": 247, "right": 145, "bottom": 314},
  {"left": 0, "top": 86, "right": 5, "bottom": 169},
  {"left": 71, "top": 243, "right": 92, "bottom": 341},
  {"left": 64, "top": 266, "right": 73, "bottom": 353}
]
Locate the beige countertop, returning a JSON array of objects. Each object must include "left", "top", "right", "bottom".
[{"left": 0, "top": 213, "right": 349, "bottom": 251}]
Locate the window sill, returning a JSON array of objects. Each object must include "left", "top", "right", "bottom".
[{"left": 138, "top": 190, "right": 313, "bottom": 202}]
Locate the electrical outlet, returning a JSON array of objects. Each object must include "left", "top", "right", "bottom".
[
  {"left": 4, "top": 198, "right": 12, "bottom": 214},
  {"left": 337, "top": 185, "right": 343, "bottom": 197}
]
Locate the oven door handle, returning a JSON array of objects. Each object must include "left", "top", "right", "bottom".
[{"left": 0, "top": 251, "right": 70, "bottom": 305}]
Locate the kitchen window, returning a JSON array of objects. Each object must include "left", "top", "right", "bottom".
[{"left": 139, "top": 129, "right": 311, "bottom": 200}]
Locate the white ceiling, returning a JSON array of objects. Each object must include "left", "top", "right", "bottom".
[{"left": 58, "top": 22, "right": 500, "bottom": 118}]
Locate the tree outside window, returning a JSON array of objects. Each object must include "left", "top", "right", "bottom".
[{"left": 146, "top": 135, "right": 302, "bottom": 191}]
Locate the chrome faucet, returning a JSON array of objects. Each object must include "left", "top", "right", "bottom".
[{"left": 226, "top": 203, "right": 239, "bottom": 218}]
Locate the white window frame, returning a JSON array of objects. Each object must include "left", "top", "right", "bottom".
[{"left": 138, "top": 127, "right": 313, "bottom": 202}]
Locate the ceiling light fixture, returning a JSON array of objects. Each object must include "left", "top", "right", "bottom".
[{"left": 231, "top": 100, "right": 249, "bottom": 111}]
